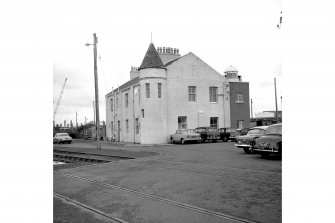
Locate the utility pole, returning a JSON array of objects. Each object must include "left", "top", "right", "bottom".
[
  {"left": 251, "top": 99, "right": 253, "bottom": 118},
  {"left": 86, "top": 33, "right": 101, "bottom": 150},
  {"left": 274, "top": 78, "right": 278, "bottom": 123},
  {"left": 93, "top": 101, "right": 96, "bottom": 127},
  {"left": 76, "top": 111, "right": 78, "bottom": 130}
]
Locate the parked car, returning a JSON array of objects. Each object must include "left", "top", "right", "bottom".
[
  {"left": 235, "top": 126, "right": 268, "bottom": 153},
  {"left": 84, "top": 134, "right": 92, "bottom": 140},
  {"left": 218, "top": 128, "right": 230, "bottom": 142},
  {"left": 54, "top": 133, "right": 72, "bottom": 144},
  {"left": 194, "top": 127, "right": 220, "bottom": 143},
  {"left": 252, "top": 123, "right": 282, "bottom": 157},
  {"left": 170, "top": 129, "right": 201, "bottom": 144}
]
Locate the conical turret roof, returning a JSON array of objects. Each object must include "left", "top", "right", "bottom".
[{"left": 139, "top": 43, "right": 164, "bottom": 70}]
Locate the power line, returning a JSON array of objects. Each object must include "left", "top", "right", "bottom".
[{"left": 98, "top": 54, "right": 108, "bottom": 94}]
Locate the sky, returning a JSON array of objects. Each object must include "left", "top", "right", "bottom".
[{"left": 52, "top": 0, "right": 283, "bottom": 126}]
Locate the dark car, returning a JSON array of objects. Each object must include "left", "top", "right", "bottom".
[
  {"left": 252, "top": 123, "right": 282, "bottom": 158},
  {"left": 218, "top": 128, "right": 231, "bottom": 142},
  {"left": 194, "top": 127, "right": 220, "bottom": 143},
  {"left": 225, "top": 128, "right": 240, "bottom": 142},
  {"left": 235, "top": 126, "right": 268, "bottom": 153}
]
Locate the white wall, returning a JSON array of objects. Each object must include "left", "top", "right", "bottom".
[{"left": 166, "top": 52, "right": 227, "bottom": 138}]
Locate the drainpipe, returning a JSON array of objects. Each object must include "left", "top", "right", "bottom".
[{"left": 133, "top": 86, "right": 135, "bottom": 143}]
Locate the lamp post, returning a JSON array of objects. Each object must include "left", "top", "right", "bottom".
[{"left": 86, "top": 33, "right": 101, "bottom": 150}]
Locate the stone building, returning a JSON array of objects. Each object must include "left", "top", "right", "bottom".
[{"left": 105, "top": 43, "right": 250, "bottom": 144}]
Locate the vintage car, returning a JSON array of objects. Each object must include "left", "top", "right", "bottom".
[
  {"left": 252, "top": 123, "right": 282, "bottom": 157},
  {"left": 194, "top": 127, "right": 220, "bottom": 143},
  {"left": 54, "top": 133, "right": 72, "bottom": 144},
  {"left": 170, "top": 129, "right": 201, "bottom": 144},
  {"left": 218, "top": 128, "right": 230, "bottom": 142},
  {"left": 235, "top": 126, "right": 268, "bottom": 153}
]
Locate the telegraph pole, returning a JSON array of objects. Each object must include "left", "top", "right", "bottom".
[
  {"left": 274, "top": 78, "right": 278, "bottom": 123},
  {"left": 76, "top": 111, "right": 78, "bottom": 130},
  {"left": 85, "top": 33, "right": 101, "bottom": 149},
  {"left": 93, "top": 101, "right": 96, "bottom": 126}
]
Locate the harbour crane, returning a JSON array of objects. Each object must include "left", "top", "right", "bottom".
[{"left": 53, "top": 78, "right": 67, "bottom": 121}]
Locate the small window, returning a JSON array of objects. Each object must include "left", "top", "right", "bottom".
[
  {"left": 210, "top": 117, "right": 218, "bottom": 128},
  {"left": 116, "top": 94, "right": 119, "bottom": 107},
  {"left": 125, "top": 93, "right": 129, "bottom": 108},
  {"left": 146, "top": 83, "right": 150, "bottom": 98},
  {"left": 126, "top": 119, "right": 129, "bottom": 133},
  {"left": 237, "top": 120, "right": 244, "bottom": 129},
  {"left": 141, "top": 109, "right": 144, "bottom": 118},
  {"left": 236, "top": 92, "right": 244, "bottom": 103},
  {"left": 209, "top": 87, "right": 218, "bottom": 102},
  {"left": 178, "top": 116, "right": 187, "bottom": 129},
  {"left": 158, "top": 83, "right": 162, "bottom": 98},
  {"left": 110, "top": 99, "right": 113, "bottom": 112},
  {"left": 188, "top": 86, "right": 196, "bottom": 102},
  {"left": 135, "top": 118, "right": 139, "bottom": 134}
]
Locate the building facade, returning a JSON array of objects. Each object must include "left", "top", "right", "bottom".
[{"left": 106, "top": 43, "right": 250, "bottom": 144}]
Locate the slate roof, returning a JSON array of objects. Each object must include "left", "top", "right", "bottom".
[
  {"left": 164, "top": 57, "right": 182, "bottom": 67},
  {"left": 106, "top": 76, "right": 139, "bottom": 96},
  {"left": 139, "top": 43, "right": 164, "bottom": 70}
]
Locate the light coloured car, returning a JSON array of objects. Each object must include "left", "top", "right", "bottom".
[
  {"left": 170, "top": 129, "right": 201, "bottom": 144},
  {"left": 235, "top": 126, "right": 268, "bottom": 153},
  {"left": 54, "top": 133, "right": 72, "bottom": 144},
  {"left": 253, "top": 123, "right": 282, "bottom": 158}
]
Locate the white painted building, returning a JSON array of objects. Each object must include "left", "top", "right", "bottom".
[{"left": 106, "top": 43, "right": 247, "bottom": 144}]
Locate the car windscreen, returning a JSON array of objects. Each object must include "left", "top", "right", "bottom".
[
  {"left": 59, "top": 133, "right": 69, "bottom": 136},
  {"left": 265, "top": 125, "right": 282, "bottom": 135},
  {"left": 247, "top": 129, "right": 265, "bottom": 135},
  {"left": 187, "top": 129, "right": 195, "bottom": 133},
  {"left": 195, "top": 129, "right": 204, "bottom": 133}
]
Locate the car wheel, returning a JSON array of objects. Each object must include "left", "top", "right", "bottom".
[
  {"left": 181, "top": 138, "right": 185, "bottom": 144},
  {"left": 260, "top": 152, "right": 269, "bottom": 158},
  {"left": 243, "top": 148, "right": 251, "bottom": 154},
  {"left": 223, "top": 137, "right": 228, "bottom": 142},
  {"left": 68, "top": 141, "right": 71, "bottom": 144},
  {"left": 213, "top": 140, "right": 217, "bottom": 143}
]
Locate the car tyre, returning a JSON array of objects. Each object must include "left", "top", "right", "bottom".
[
  {"left": 223, "top": 137, "right": 228, "bottom": 142},
  {"left": 181, "top": 138, "right": 185, "bottom": 144},
  {"left": 260, "top": 152, "right": 269, "bottom": 158},
  {"left": 243, "top": 148, "right": 251, "bottom": 154}
]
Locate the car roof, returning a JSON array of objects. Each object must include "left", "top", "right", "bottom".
[
  {"left": 269, "top": 123, "right": 282, "bottom": 127},
  {"left": 250, "top": 126, "right": 269, "bottom": 130}
]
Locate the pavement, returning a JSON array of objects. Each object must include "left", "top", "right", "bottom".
[{"left": 54, "top": 140, "right": 282, "bottom": 223}]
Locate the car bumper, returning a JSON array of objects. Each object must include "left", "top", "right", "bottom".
[
  {"left": 235, "top": 144, "right": 251, "bottom": 148},
  {"left": 252, "top": 148, "right": 280, "bottom": 153}
]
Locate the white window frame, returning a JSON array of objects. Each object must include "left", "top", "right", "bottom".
[
  {"left": 236, "top": 92, "right": 244, "bottom": 103},
  {"left": 209, "top": 87, "right": 218, "bottom": 103},
  {"left": 188, "top": 86, "right": 196, "bottom": 102},
  {"left": 237, "top": 120, "right": 244, "bottom": 129},
  {"left": 178, "top": 116, "right": 187, "bottom": 129},
  {"left": 210, "top": 117, "right": 218, "bottom": 128},
  {"left": 158, "top": 83, "right": 162, "bottom": 98},
  {"left": 145, "top": 83, "right": 150, "bottom": 98}
]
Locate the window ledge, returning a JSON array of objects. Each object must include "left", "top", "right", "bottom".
[
  {"left": 236, "top": 101, "right": 244, "bottom": 103},
  {"left": 210, "top": 102, "right": 218, "bottom": 104}
]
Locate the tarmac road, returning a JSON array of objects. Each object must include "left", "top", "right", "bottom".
[{"left": 54, "top": 140, "right": 281, "bottom": 223}]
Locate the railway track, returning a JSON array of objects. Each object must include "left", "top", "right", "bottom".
[
  {"left": 55, "top": 172, "right": 259, "bottom": 223},
  {"left": 54, "top": 192, "right": 128, "bottom": 223},
  {"left": 53, "top": 150, "right": 134, "bottom": 164}
]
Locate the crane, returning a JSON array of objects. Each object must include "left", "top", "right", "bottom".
[{"left": 53, "top": 78, "right": 67, "bottom": 121}]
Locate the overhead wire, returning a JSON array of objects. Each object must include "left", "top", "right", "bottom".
[{"left": 98, "top": 54, "right": 108, "bottom": 94}]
